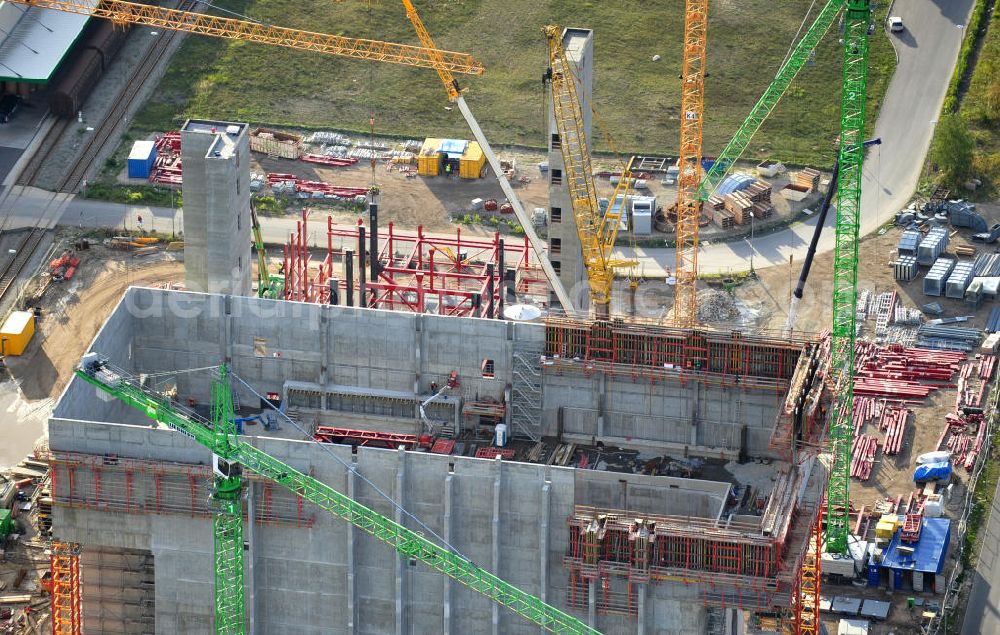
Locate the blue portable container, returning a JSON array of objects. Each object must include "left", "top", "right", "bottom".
[{"left": 127, "top": 140, "right": 157, "bottom": 179}]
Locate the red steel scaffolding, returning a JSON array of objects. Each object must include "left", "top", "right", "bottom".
[{"left": 282, "top": 211, "right": 549, "bottom": 316}]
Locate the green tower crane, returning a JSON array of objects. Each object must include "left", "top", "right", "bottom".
[
  {"left": 74, "top": 356, "right": 599, "bottom": 634},
  {"left": 825, "top": 0, "right": 872, "bottom": 555},
  {"left": 208, "top": 365, "right": 246, "bottom": 634}
]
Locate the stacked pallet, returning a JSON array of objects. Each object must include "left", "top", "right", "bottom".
[
  {"left": 791, "top": 167, "right": 821, "bottom": 192},
  {"left": 724, "top": 191, "right": 754, "bottom": 224}
]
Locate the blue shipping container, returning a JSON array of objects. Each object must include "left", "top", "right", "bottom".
[{"left": 127, "top": 140, "right": 157, "bottom": 179}]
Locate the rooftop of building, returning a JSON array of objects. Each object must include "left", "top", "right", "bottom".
[{"left": 0, "top": 3, "right": 92, "bottom": 82}]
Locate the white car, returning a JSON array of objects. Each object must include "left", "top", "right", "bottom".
[{"left": 889, "top": 16, "right": 904, "bottom": 32}]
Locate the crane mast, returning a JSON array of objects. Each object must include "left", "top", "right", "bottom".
[
  {"left": 673, "top": 0, "right": 708, "bottom": 327},
  {"left": 825, "top": 0, "right": 871, "bottom": 556},
  {"left": 75, "top": 359, "right": 599, "bottom": 634},
  {"left": 208, "top": 366, "right": 245, "bottom": 634}
]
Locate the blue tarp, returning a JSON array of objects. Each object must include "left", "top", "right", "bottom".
[
  {"left": 437, "top": 139, "right": 468, "bottom": 158},
  {"left": 914, "top": 461, "right": 951, "bottom": 482},
  {"left": 715, "top": 173, "right": 755, "bottom": 196},
  {"left": 881, "top": 518, "right": 951, "bottom": 574}
]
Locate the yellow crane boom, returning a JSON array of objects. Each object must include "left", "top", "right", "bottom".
[
  {"left": 15, "top": 0, "right": 485, "bottom": 75},
  {"left": 401, "top": 1, "right": 576, "bottom": 311},
  {"left": 544, "top": 25, "right": 635, "bottom": 316}
]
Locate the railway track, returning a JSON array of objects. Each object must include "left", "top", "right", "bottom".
[
  {"left": 0, "top": 228, "right": 45, "bottom": 302},
  {"left": 57, "top": 2, "right": 195, "bottom": 193},
  {"left": 16, "top": 118, "right": 73, "bottom": 188}
]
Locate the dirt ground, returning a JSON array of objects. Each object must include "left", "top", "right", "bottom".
[
  {"left": 6, "top": 239, "right": 183, "bottom": 402},
  {"left": 247, "top": 146, "right": 813, "bottom": 239}
]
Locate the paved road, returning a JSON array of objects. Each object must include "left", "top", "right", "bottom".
[{"left": 962, "top": 470, "right": 1000, "bottom": 635}]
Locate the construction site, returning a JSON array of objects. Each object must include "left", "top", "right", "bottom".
[{"left": 0, "top": 0, "right": 994, "bottom": 634}]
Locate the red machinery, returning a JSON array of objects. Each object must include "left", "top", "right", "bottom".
[{"left": 49, "top": 251, "right": 81, "bottom": 281}]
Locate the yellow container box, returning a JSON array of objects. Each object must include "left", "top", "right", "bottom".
[
  {"left": 0, "top": 310, "right": 35, "bottom": 356},
  {"left": 458, "top": 142, "right": 486, "bottom": 179},
  {"left": 417, "top": 138, "right": 442, "bottom": 177}
]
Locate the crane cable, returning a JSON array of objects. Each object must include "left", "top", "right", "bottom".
[
  {"left": 781, "top": 0, "right": 820, "bottom": 68},
  {"left": 230, "top": 372, "right": 473, "bottom": 563}
]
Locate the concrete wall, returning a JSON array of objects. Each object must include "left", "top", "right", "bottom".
[
  {"left": 47, "top": 288, "right": 807, "bottom": 634},
  {"left": 67, "top": 288, "right": 788, "bottom": 456},
  {"left": 47, "top": 417, "right": 718, "bottom": 635},
  {"left": 547, "top": 28, "right": 593, "bottom": 310},
  {"left": 181, "top": 119, "right": 251, "bottom": 296}
]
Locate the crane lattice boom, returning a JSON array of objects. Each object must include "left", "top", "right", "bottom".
[
  {"left": 14, "top": 0, "right": 485, "bottom": 74},
  {"left": 698, "top": 0, "right": 841, "bottom": 199},
  {"left": 544, "top": 26, "right": 635, "bottom": 315}
]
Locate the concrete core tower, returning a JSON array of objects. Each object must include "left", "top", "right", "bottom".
[
  {"left": 181, "top": 119, "right": 252, "bottom": 296},
  {"left": 546, "top": 27, "right": 593, "bottom": 311}
]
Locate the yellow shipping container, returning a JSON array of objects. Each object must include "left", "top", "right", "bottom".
[
  {"left": 417, "top": 138, "right": 486, "bottom": 179},
  {"left": 458, "top": 142, "right": 486, "bottom": 179},
  {"left": 0, "top": 310, "right": 35, "bottom": 356},
  {"left": 417, "top": 138, "right": 442, "bottom": 177}
]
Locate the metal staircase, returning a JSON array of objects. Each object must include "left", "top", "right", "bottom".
[{"left": 510, "top": 345, "right": 544, "bottom": 441}]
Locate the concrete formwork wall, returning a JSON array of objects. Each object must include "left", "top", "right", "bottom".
[
  {"left": 47, "top": 417, "right": 715, "bottom": 634},
  {"left": 119, "top": 289, "right": 536, "bottom": 420},
  {"left": 542, "top": 371, "right": 785, "bottom": 457}
]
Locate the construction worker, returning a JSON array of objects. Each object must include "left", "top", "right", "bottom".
[{"left": 444, "top": 162, "right": 452, "bottom": 177}]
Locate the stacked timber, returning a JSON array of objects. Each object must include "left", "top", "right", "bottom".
[
  {"left": 746, "top": 179, "right": 772, "bottom": 202},
  {"left": 250, "top": 128, "right": 302, "bottom": 159},
  {"left": 724, "top": 192, "right": 753, "bottom": 225},
  {"left": 706, "top": 195, "right": 725, "bottom": 211},
  {"left": 791, "top": 168, "right": 821, "bottom": 192},
  {"left": 712, "top": 207, "right": 735, "bottom": 228},
  {"left": 752, "top": 202, "right": 774, "bottom": 220}
]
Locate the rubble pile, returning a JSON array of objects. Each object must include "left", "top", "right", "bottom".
[{"left": 696, "top": 289, "right": 741, "bottom": 322}]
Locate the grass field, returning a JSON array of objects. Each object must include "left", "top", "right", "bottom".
[
  {"left": 132, "top": 0, "right": 895, "bottom": 167},
  {"left": 960, "top": 2, "right": 1000, "bottom": 199}
]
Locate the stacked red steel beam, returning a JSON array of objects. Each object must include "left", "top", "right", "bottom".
[
  {"left": 266, "top": 172, "right": 367, "bottom": 197},
  {"left": 301, "top": 154, "right": 360, "bottom": 167},
  {"left": 879, "top": 406, "right": 908, "bottom": 455},
  {"left": 851, "top": 434, "right": 879, "bottom": 481},
  {"left": 980, "top": 355, "right": 996, "bottom": 381},
  {"left": 964, "top": 415, "right": 987, "bottom": 469},
  {"left": 853, "top": 342, "right": 964, "bottom": 399},
  {"left": 853, "top": 396, "right": 884, "bottom": 435}
]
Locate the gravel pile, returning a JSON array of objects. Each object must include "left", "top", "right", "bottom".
[{"left": 696, "top": 289, "right": 741, "bottom": 322}]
